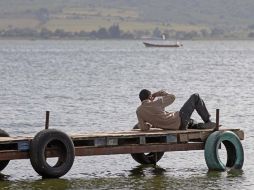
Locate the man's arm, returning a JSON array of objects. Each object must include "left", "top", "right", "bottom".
[
  {"left": 136, "top": 112, "right": 151, "bottom": 131},
  {"left": 152, "top": 90, "right": 175, "bottom": 107},
  {"left": 152, "top": 90, "right": 169, "bottom": 98}
]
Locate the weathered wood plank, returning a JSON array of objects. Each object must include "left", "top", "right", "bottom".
[
  {"left": 234, "top": 130, "right": 244, "bottom": 140},
  {"left": 187, "top": 131, "right": 211, "bottom": 141},
  {"left": 0, "top": 137, "right": 32, "bottom": 143},
  {"left": 107, "top": 138, "right": 118, "bottom": 146},
  {"left": 94, "top": 138, "right": 106, "bottom": 147},
  {"left": 75, "top": 143, "right": 205, "bottom": 156},
  {"left": 0, "top": 128, "right": 244, "bottom": 143},
  {"left": 0, "top": 150, "right": 29, "bottom": 160},
  {"left": 179, "top": 134, "right": 189, "bottom": 142},
  {"left": 0, "top": 142, "right": 205, "bottom": 160},
  {"left": 70, "top": 128, "right": 241, "bottom": 138},
  {"left": 166, "top": 135, "right": 177, "bottom": 143}
]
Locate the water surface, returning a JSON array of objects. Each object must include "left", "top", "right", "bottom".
[{"left": 0, "top": 40, "right": 253, "bottom": 189}]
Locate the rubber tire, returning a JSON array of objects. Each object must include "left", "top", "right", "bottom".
[
  {"left": 131, "top": 124, "right": 164, "bottom": 164},
  {"left": 131, "top": 152, "right": 164, "bottom": 164},
  {"left": 30, "top": 129, "right": 75, "bottom": 178},
  {"left": 0, "top": 129, "right": 10, "bottom": 171},
  {"left": 204, "top": 131, "right": 244, "bottom": 171}
]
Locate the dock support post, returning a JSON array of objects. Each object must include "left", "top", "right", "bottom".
[
  {"left": 154, "top": 153, "right": 158, "bottom": 166},
  {"left": 215, "top": 109, "right": 219, "bottom": 131},
  {"left": 45, "top": 111, "right": 50, "bottom": 129}
]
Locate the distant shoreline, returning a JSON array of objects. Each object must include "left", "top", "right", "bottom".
[{"left": 0, "top": 37, "right": 253, "bottom": 41}]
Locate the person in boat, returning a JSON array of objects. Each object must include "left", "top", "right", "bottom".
[
  {"left": 176, "top": 41, "right": 183, "bottom": 46},
  {"left": 136, "top": 89, "right": 216, "bottom": 131}
]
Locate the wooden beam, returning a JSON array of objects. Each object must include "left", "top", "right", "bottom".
[
  {"left": 0, "top": 143, "right": 205, "bottom": 160},
  {"left": 0, "top": 150, "right": 29, "bottom": 160},
  {"left": 75, "top": 143, "right": 205, "bottom": 156},
  {"left": 234, "top": 130, "right": 244, "bottom": 140},
  {"left": 0, "top": 129, "right": 243, "bottom": 143}
]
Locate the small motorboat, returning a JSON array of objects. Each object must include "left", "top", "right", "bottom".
[{"left": 143, "top": 41, "right": 183, "bottom": 48}]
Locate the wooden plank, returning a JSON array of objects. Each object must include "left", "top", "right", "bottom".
[
  {"left": 0, "top": 143, "right": 205, "bottom": 160},
  {"left": 140, "top": 136, "right": 146, "bottom": 144},
  {"left": 70, "top": 128, "right": 242, "bottom": 140},
  {"left": 0, "top": 150, "right": 29, "bottom": 160},
  {"left": 179, "top": 134, "right": 189, "bottom": 142},
  {"left": 107, "top": 138, "right": 118, "bottom": 146},
  {"left": 0, "top": 137, "right": 32, "bottom": 143},
  {"left": 166, "top": 135, "right": 177, "bottom": 143},
  {"left": 0, "top": 129, "right": 242, "bottom": 143},
  {"left": 17, "top": 141, "right": 30, "bottom": 151},
  {"left": 187, "top": 131, "right": 211, "bottom": 141},
  {"left": 0, "top": 129, "right": 244, "bottom": 146},
  {"left": 94, "top": 138, "right": 106, "bottom": 147},
  {"left": 0, "top": 147, "right": 69, "bottom": 161},
  {"left": 70, "top": 129, "right": 212, "bottom": 139},
  {"left": 234, "top": 130, "right": 244, "bottom": 140},
  {"left": 75, "top": 143, "right": 205, "bottom": 156}
]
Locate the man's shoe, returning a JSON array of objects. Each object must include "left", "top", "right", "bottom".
[
  {"left": 203, "top": 122, "right": 217, "bottom": 129},
  {"left": 188, "top": 123, "right": 205, "bottom": 129},
  {"left": 187, "top": 119, "right": 198, "bottom": 128},
  {"left": 189, "top": 122, "right": 217, "bottom": 129}
]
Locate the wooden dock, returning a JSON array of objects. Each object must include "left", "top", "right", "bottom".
[
  {"left": 0, "top": 128, "right": 244, "bottom": 161},
  {"left": 0, "top": 120, "right": 245, "bottom": 179},
  {"left": 0, "top": 110, "right": 245, "bottom": 178}
]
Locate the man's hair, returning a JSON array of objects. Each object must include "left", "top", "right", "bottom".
[{"left": 139, "top": 89, "right": 151, "bottom": 101}]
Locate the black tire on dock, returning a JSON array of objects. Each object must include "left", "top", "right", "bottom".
[
  {"left": 30, "top": 129, "right": 75, "bottom": 178},
  {"left": 0, "top": 129, "right": 10, "bottom": 171},
  {"left": 131, "top": 124, "right": 164, "bottom": 164},
  {"left": 131, "top": 152, "right": 164, "bottom": 164},
  {"left": 204, "top": 131, "right": 244, "bottom": 171}
]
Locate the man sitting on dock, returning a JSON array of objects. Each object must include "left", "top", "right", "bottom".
[{"left": 136, "top": 89, "right": 216, "bottom": 131}]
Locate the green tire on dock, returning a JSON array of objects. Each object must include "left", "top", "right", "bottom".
[
  {"left": 0, "top": 129, "right": 10, "bottom": 172},
  {"left": 30, "top": 129, "right": 75, "bottom": 178},
  {"left": 204, "top": 131, "right": 244, "bottom": 171}
]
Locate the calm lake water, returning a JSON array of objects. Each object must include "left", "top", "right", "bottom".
[{"left": 0, "top": 40, "right": 253, "bottom": 189}]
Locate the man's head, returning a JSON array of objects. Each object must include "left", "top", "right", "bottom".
[{"left": 139, "top": 89, "right": 151, "bottom": 102}]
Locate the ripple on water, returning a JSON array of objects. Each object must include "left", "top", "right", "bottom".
[{"left": 0, "top": 40, "right": 253, "bottom": 189}]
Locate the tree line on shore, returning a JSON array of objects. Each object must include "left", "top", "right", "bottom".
[{"left": 1, "top": 24, "right": 254, "bottom": 40}]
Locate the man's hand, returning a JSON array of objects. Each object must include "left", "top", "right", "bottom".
[
  {"left": 152, "top": 90, "right": 169, "bottom": 98},
  {"left": 138, "top": 122, "right": 152, "bottom": 131}
]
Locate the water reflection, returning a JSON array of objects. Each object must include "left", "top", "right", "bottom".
[
  {"left": 227, "top": 168, "right": 244, "bottom": 177},
  {"left": 0, "top": 168, "right": 246, "bottom": 190},
  {"left": 0, "top": 178, "right": 69, "bottom": 190},
  {"left": 0, "top": 173, "right": 10, "bottom": 181},
  {"left": 206, "top": 168, "right": 244, "bottom": 178},
  {"left": 129, "top": 164, "right": 166, "bottom": 177}
]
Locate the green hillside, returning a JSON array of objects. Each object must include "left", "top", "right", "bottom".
[{"left": 0, "top": 0, "right": 254, "bottom": 39}]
